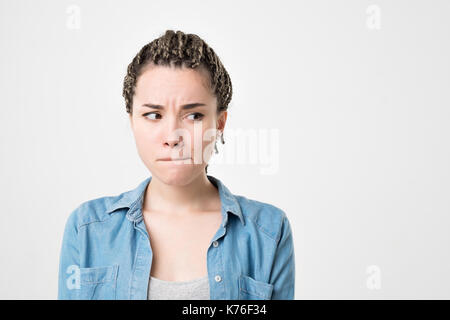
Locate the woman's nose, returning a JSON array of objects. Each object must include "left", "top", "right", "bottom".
[
  {"left": 164, "top": 122, "right": 185, "bottom": 148},
  {"left": 165, "top": 136, "right": 183, "bottom": 148}
]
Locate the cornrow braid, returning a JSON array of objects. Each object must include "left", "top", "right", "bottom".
[{"left": 123, "top": 30, "right": 232, "bottom": 174}]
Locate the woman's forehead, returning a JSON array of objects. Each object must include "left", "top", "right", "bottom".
[{"left": 134, "top": 65, "right": 216, "bottom": 105}]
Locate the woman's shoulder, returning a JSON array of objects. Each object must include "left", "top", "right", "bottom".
[
  {"left": 233, "top": 194, "right": 288, "bottom": 241},
  {"left": 235, "top": 194, "right": 285, "bottom": 215},
  {"left": 65, "top": 191, "right": 129, "bottom": 230}
]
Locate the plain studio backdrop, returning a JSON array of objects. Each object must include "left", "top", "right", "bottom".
[{"left": 0, "top": 0, "right": 449, "bottom": 299}]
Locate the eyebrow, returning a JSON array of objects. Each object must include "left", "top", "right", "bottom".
[{"left": 141, "top": 103, "right": 207, "bottom": 110}]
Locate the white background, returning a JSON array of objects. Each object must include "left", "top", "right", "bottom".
[{"left": 0, "top": 0, "right": 449, "bottom": 299}]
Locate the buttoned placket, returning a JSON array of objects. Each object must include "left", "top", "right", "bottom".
[
  {"left": 207, "top": 223, "right": 227, "bottom": 299},
  {"left": 130, "top": 218, "right": 152, "bottom": 300},
  {"left": 127, "top": 196, "right": 153, "bottom": 300}
]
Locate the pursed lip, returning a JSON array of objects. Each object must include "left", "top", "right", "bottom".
[{"left": 158, "top": 157, "right": 191, "bottom": 161}]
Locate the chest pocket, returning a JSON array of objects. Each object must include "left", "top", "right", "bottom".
[
  {"left": 79, "top": 264, "right": 119, "bottom": 300},
  {"left": 238, "top": 274, "right": 274, "bottom": 300}
]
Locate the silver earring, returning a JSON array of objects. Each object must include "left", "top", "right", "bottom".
[{"left": 214, "top": 131, "right": 223, "bottom": 154}]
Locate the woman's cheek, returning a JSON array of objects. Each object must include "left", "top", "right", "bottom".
[{"left": 201, "top": 130, "right": 216, "bottom": 164}]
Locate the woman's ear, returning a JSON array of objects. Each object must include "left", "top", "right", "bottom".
[{"left": 217, "top": 110, "right": 227, "bottom": 131}]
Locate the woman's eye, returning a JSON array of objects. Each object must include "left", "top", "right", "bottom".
[
  {"left": 143, "top": 112, "right": 161, "bottom": 120},
  {"left": 187, "top": 112, "right": 204, "bottom": 121},
  {"left": 143, "top": 112, "right": 204, "bottom": 121}
]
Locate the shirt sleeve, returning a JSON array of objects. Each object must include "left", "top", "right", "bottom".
[
  {"left": 57, "top": 207, "right": 81, "bottom": 300},
  {"left": 269, "top": 211, "right": 296, "bottom": 299}
]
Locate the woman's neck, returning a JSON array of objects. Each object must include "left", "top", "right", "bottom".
[{"left": 142, "top": 173, "right": 220, "bottom": 216}]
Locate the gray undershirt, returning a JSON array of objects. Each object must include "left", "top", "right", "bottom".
[{"left": 147, "top": 275, "right": 210, "bottom": 300}]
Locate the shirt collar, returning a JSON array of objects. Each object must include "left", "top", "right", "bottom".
[{"left": 105, "top": 175, "right": 245, "bottom": 226}]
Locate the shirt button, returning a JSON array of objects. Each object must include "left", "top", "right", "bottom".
[
  {"left": 214, "top": 275, "right": 222, "bottom": 282},
  {"left": 213, "top": 241, "right": 219, "bottom": 247}
]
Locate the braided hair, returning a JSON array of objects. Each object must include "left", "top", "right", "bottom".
[{"left": 123, "top": 30, "right": 232, "bottom": 173}]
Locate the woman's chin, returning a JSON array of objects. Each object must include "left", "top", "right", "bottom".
[{"left": 152, "top": 166, "right": 199, "bottom": 186}]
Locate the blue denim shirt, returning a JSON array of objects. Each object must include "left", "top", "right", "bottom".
[{"left": 58, "top": 175, "right": 295, "bottom": 300}]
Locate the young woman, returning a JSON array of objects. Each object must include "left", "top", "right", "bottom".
[{"left": 58, "top": 30, "right": 295, "bottom": 300}]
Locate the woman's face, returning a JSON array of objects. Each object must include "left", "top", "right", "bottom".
[{"left": 129, "top": 63, "right": 227, "bottom": 186}]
